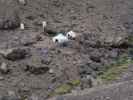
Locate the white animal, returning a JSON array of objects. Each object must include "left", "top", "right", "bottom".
[
  {"left": 66, "top": 31, "right": 76, "bottom": 39},
  {"left": 52, "top": 34, "right": 69, "bottom": 44},
  {"left": 20, "top": 23, "right": 25, "bottom": 30}
]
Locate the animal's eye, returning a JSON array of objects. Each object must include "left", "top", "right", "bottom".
[
  {"left": 55, "top": 39, "right": 58, "bottom": 43},
  {"left": 68, "top": 34, "right": 71, "bottom": 37}
]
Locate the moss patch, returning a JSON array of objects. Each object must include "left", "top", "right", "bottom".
[
  {"left": 54, "top": 84, "right": 72, "bottom": 95},
  {"left": 98, "top": 55, "right": 133, "bottom": 82},
  {"left": 69, "top": 79, "right": 81, "bottom": 86},
  {"left": 48, "top": 79, "right": 80, "bottom": 97},
  {"left": 128, "top": 35, "right": 133, "bottom": 45}
]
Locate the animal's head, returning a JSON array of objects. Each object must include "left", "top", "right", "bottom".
[{"left": 66, "top": 31, "right": 76, "bottom": 39}]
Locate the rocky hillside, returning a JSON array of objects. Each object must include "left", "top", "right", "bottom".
[{"left": 0, "top": 0, "right": 131, "bottom": 99}]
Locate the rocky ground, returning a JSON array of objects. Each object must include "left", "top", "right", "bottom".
[
  {"left": 49, "top": 79, "right": 133, "bottom": 100},
  {"left": 0, "top": 0, "right": 131, "bottom": 99}
]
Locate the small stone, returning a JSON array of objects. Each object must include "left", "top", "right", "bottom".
[
  {"left": 8, "top": 91, "right": 16, "bottom": 96},
  {"left": 0, "top": 49, "right": 13, "bottom": 57},
  {"left": 0, "top": 62, "right": 9, "bottom": 74},
  {"left": 90, "top": 55, "right": 101, "bottom": 62},
  {"left": 105, "top": 96, "right": 111, "bottom": 100},
  {"left": 42, "top": 21, "right": 47, "bottom": 32},
  {"left": 29, "top": 94, "right": 39, "bottom": 100},
  {"left": 20, "top": 23, "right": 25, "bottom": 30},
  {"left": 109, "top": 49, "right": 118, "bottom": 58},
  {"left": 35, "top": 35, "right": 43, "bottom": 41},
  {"left": 81, "top": 75, "right": 98, "bottom": 89},
  {"left": 80, "top": 77, "right": 91, "bottom": 89},
  {"left": 78, "top": 64, "right": 94, "bottom": 78},
  {"left": 115, "top": 37, "right": 122, "bottom": 44},
  {"left": 0, "top": 76, "right": 4, "bottom": 80},
  {"left": 86, "top": 75, "right": 100, "bottom": 86},
  {"left": 49, "top": 69, "right": 54, "bottom": 74},
  {"left": 18, "top": 0, "right": 27, "bottom": 5},
  {"left": 105, "top": 37, "right": 114, "bottom": 44}
]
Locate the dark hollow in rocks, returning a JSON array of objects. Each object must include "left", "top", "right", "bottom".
[
  {"left": 25, "top": 65, "right": 50, "bottom": 75},
  {"left": 45, "top": 29, "right": 57, "bottom": 37},
  {"left": 5, "top": 48, "right": 29, "bottom": 61}
]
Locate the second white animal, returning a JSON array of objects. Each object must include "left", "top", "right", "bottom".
[{"left": 66, "top": 31, "right": 76, "bottom": 39}]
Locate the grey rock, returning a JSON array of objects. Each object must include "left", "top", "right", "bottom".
[
  {"left": 3, "top": 48, "right": 30, "bottom": 61},
  {"left": 49, "top": 69, "right": 54, "bottom": 74},
  {"left": 78, "top": 62, "right": 100, "bottom": 78},
  {"left": 0, "top": 62, "right": 9, "bottom": 74},
  {"left": 90, "top": 52, "right": 101, "bottom": 63},
  {"left": 80, "top": 76, "right": 93, "bottom": 89},
  {"left": 0, "top": 76, "right": 4, "bottom": 80},
  {"left": 25, "top": 64, "right": 49, "bottom": 75},
  {"left": 109, "top": 49, "right": 118, "bottom": 58},
  {"left": 78, "top": 64, "right": 94, "bottom": 77},
  {"left": 89, "top": 62, "right": 102, "bottom": 71},
  {"left": 80, "top": 75, "right": 99, "bottom": 89},
  {"left": 8, "top": 91, "right": 16, "bottom": 97},
  {"left": 29, "top": 94, "right": 39, "bottom": 100},
  {"left": 18, "top": 0, "right": 27, "bottom": 5}
]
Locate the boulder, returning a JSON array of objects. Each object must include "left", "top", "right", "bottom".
[{"left": 0, "top": 48, "right": 30, "bottom": 61}]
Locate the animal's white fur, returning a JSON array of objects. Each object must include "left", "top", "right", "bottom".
[
  {"left": 52, "top": 34, "right": 69, "bottom": 44},
  {"left": 66, "top": 31, "right": 76, "bottom": 39}
]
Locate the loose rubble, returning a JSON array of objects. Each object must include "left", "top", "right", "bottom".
[
  {"left": 25, "top": 64, "right": 50, "bottom": 75},
  {"left": 0, "top": 0, "right": 130, "bottom": 99}
]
